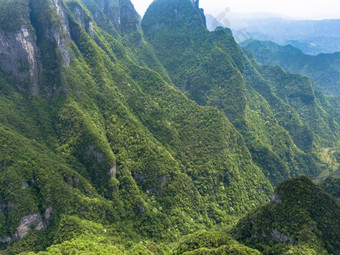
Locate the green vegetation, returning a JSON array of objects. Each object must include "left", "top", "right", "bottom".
[
  {"left": 0, "top": 0, "right": 339, "bottom": 254},
  {"left": 234, "top": 176, "right": 340, "bottom": 254},
  {"left": 242, "top": 39, "right": 340, "bottom": 96},
  {"left": 320, "top": 177, "right": 340, "bottom": 198},
  {"left": 173, "top": 230, "right": 260, "bottom": 255},
  {"left": 142, "top": 0, "right": 338, "bottom": 186}
]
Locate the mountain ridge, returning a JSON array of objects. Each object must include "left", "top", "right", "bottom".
[{"left": 0, "top": 0, "right": 339, "bottom": 253}]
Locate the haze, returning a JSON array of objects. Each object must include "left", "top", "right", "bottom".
[{"left": 132, "top": 0, "right": 340, "bottom": 20}]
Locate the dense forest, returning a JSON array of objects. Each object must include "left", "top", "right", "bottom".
[{"left": 0, "top": 0, "right": 339, "bottom": 254}]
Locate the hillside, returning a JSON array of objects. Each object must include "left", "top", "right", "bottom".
[
  {"left": 0, "top": 0, "right": 339, "bottom": 254},
  {"left": 142, "top": 0, "right": 339, "bottom": 185},
  {"left": 234, "top": 176, "right": 340, "bottom": 254},
  {"left": 0, "top": 0, "right": 272, "bottom": 253}
]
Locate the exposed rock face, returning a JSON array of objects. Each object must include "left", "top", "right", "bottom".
[
  {"left": 14, "top": 214, "right": 45, "bottom": 240},
  {"left": 270, "top": 191, "right": 281, "bottom": 204},
  {"left": 109, "top": 165, "right": 117, "bottom": 178},
  {"left": 69, "top": 4, "right": 95, "bottom": 39},
  {"left": 271, "top": 229, "right": 294, "bottom": 243},
  {"left": 0, "top": 0, "right": 72, "bottom": 95},
  {"left": 85, "top": 145, "right": 105, "bottom": 163},
  {"left": 0, "top": 207, "right": 53, "bottom": 244},
  {"left": 44, "top": 207, "right": 53, "bottom": 225},
  {"left": 48, "top": 0, "right": 71, "bottom": 67},
  {"left": 89, "top": 0, "right": 140, "bottom": 33},
  {"left": 0, "top": 26, "right": 41, "bottom": 95}
]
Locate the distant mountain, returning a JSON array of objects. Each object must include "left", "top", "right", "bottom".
[
  {"left": 242, "top": 39, "right": 340, "bottom": 96},
  {"left": 213, "top": 16, "right": 340, "bottom": 55},
  {"left": 205, "top": 14, "right": 223, "bottom": 31}
]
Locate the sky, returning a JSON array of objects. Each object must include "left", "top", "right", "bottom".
[{"left": 132, "top": 0, "right": 340, "bottom": 20}]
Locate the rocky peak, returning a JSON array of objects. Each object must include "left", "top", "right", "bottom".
[
  {"left": 142, "top": 0, "right": 206, "bottom": 34},
  {"left": 87, "top": 0, "right": 140, "bottom": 33}
]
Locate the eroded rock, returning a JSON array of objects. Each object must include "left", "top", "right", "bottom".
[
  {"left": 14, "top": 214, "right": 45, "bottom": 239},
  {"left": 271, "top": 229, "right": 294, "bottom": 243},
  {"left": 0, "top": 26, "right": 41, "bottom": 95},
  {"left": 271, "top": 191, "right": 281, "bottom": 204}
]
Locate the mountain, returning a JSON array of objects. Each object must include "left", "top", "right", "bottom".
[
  {"left": 242, "top": 39, "right": 340, "bottom": 96},
  {"left": 0, "top": 0, "right": 272, "bottom": 253},
  {"left": 228, "top": 18, "right": 340, "bottom": 55},
  {"left": 234, "top": 176, "right": 340, "bottom": 254},
  {"left": 205, "top": 12, "right": 290, "bottom": 32},
  {"left": 205, "top": 14, "right": 223, "bottom": 31},
  {"left": 0, "top": 0, "right": 339, "bottom": 254},
  {"left": 142, "top": 0, "right": 339, "bottom": 185}
]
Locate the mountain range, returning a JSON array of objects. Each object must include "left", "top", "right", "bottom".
[
  {"left": 0, "top": 0, "right": 339, "bottom": 254},
  {"left": 205, "top": 15, "right": 340, "bottom": 55},
  {"left": 242, "top": 39, "right": 340, "bottom": 97}
]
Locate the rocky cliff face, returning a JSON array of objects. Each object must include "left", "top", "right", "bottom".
[
  {"left": 0, "top": 0, "right": 139, "bottom": 96},
  {"left": 0, "top": 0, "right": 70, "bottom": 95},
  {"left": 88, "top": 0, "right": 140, "bottom": 33},
  {"left": 0, "top": 22, "right": 41, "bottom": 95}
]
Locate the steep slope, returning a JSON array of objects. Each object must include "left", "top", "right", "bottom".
[
  {"left": 320, "top": 177, "right": 340, "bottom": 198},
  {"left": 0, "top": 0, "right": 273, "bottom": 253},
  {"left": 242, "top": 39, "right": 340, "bottom": 96},
  {"left": 234, "top": 176, "right": 340, "bottom": 254},
  {"left": 242, "top": 50, "right": 339, "bottom": 147},
  {"left": 142, "top": 0, "right": 333, "bottom": 185}
]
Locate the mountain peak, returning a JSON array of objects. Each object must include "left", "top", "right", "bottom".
[{"left": 142, "top": 0, "right": 206, "bottom": 33}]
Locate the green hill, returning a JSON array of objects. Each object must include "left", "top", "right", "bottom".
[{"left": 234, "top": 176, "right": 340, "bottom": 254}]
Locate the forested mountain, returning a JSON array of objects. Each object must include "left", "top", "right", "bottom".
[
  {"left": 242, "top": 39, "right": 340, "bottom": 96},
  {"left": 0, "top": 0, "right": 338, "bottom": 254},
  {"left": 142, "top": 0, "right": 338, "bottom": 185}
]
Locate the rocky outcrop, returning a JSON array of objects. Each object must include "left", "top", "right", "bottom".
[
  {"left": 0, "top": 25, "right": 41, "bottom": 95},
  {"left": 109, "top": 165, "right": 117, "bottom": 178},
  {"left": 0, "top": 207, "right": 53, "bottom": 244},
  {"left": 85, "top": 145, "right": 105, "bottom": 163},
  {"left": 270, "top": 191, "right": 281, "bottom": 204},
  {"left": 271, "top": 229, "right": 294, "bottom": 243},
  {"left": 0, "top": 0, "right": 72, "bottom": 95},
  {"left": 69, "top": 3, "right": 95, "bottom": 39},
  {"left": 14, "top": 214, "right": 45, "bottom": 239},
  {"left": 88, "top": 0, "right": 140, "bottom": 33},
  {"left": 48, "top": 0, "right": 71, "bottom": 67}
]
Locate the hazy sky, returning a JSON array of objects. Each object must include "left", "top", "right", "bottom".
[{"left": 132, "top": 0, "right": 340, "bottom": 20}]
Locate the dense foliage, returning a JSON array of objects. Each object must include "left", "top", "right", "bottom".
[
  {"left": 320, "top": 177, "right": 340, "bottom": 198},
  {"left": 234, "top": 176, "right": 340, "bottom": 254},
  {"left": 242, "top": 39, "right": 340, "bottom": 96},
  {"left": 0, "top": 0, "right": 338, "bottom": 254},
  {"left": 142, "top": 0, "right": 339, "bottom": 186}
]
